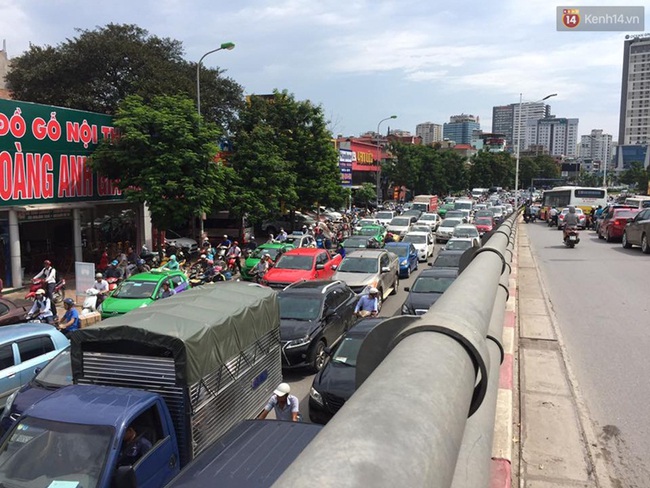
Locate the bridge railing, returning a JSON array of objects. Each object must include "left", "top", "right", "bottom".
[{"left": 273, "top": 211, "right": 518, "bottom": 488}]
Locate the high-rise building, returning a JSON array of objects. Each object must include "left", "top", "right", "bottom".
[
  {"left": 526, "top": 116, "right": 579, "bottom": 157},
  {"left": 443, "top": 114, "right": 480, "bottom": 145},
  {"left": 492, "top": 102, "right": 551, "bottom": 151},
  {"left": 618, "top": 34, "right": 650, "bottom": 145},
  {"left": 579, "top": 129, "right": 613, "bottom": 165},
  {"left": 0, "top": 40, "right": 10, "bottom": 99},
  {"left": 415, "top": 122, "right": 443, "bottom": 145}
]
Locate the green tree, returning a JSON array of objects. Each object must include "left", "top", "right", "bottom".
[
  {"left": 535, "top": 155, "right": 561, "bottom": 180},
  {"left": 355, "top": 183, "right": 377, "bottom": 208},
  {"left": 6, "top": 23, "right": 243, "bottom": 130},
  {"left": 518, "top": 156, "right": 539, "bottom": 190},
  {"left": 620, "top": 162, "right": 649, "bottom": 194},
  {"left": 439, "top": 150, "right": 468, "bottom": 194},
  {"left": 90, "top": 95, "right": 229, "bottom": 246},
  {"left": 231, "top": 90, "right": 346, "bottom": 220}
]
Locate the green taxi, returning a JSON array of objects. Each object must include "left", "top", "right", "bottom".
[
  {"left": 241, "top": 243, "right": 293, "bottom": 280},
  {"left": 438, "top": 202, "right": 455, "bottom": 218},
  {"left": 355, "top": 224, "right": 387, "bottom": 245},
  {"left": 99, "top": 269, "right": 189, "bottom": 318}
]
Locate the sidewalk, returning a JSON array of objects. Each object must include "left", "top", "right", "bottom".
[{"left": 515, "top": 224, "right": 611, "bottom": 487}]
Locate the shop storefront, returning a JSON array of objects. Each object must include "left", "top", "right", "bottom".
[{"left": 0, "top": 99, "right": 151, "bottom": 288}]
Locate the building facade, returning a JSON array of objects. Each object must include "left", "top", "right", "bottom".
[
  {"left": 0, "top": 41, "right": 10, "bottom": 99},
  {"left": 415, "top": 122, "right": 443, "bottom": 145},
  {"left": 526, "top": 117, "right": 579, "bottom": 157},
  {"left": 492, "top": 102, "right": 551, "bottom": 151},
  {"left": 578, "top": 129, "right": 613, "bottom": 168},
  {"left": 443, "top": 114, "right": 480, "bottom": 145},
  {"left": 618, "top": 34, "right": 650, "bottom": 145},
  {"left": 615, "top": 144, "right": 650, "bottom": 170}
]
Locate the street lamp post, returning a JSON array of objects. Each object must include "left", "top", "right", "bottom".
[
  {"left": 514, "top": 93, "right": 557, "bottom": 208},
  {"left": 376, "top": 115, "right": 397, "bottom": 207},
  {"left": 195, "top": 42, "right": 235, "bottom": 240}
]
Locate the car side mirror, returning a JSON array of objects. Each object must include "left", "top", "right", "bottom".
[
  {"left": 112, "top": 465, "right": 136, "bottom": 488},
  {"left": 331, "top": 264, "right": 338, "bottom": 271},
  {"left": 315, "top": 264, "right": 325, "bottom": 270},
  {"left": 381, "top": 266, "right": 391, "bottom": 273},
  {"left": 404, "top": 287, "right": 410, "bottom": 292},
  {"left": 324, "top": 346, "right": 333, "bottom": 356}
]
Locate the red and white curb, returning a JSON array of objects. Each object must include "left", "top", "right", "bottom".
[{"left": 490, "top": 248, "right": 517, "bottom": 488}]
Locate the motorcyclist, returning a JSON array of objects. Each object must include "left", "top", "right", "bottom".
[
  {"left": 563, "top": 206, "right": 580, "bottom": 239},
  {"left": 93, "top": 273, "right": 109, "bottom": 306},
  {"left": 26, "top": 289, "right": 55, "bottom": 324},
  {"left": 250, "top": 254, "right": 271, "bottom": 282},
  {"left": 162, "top": 254, "right": 179, "bottom": 271},
  {"left": 135, "top": 259, "right": 150, "bottom": 274},
  {"left": 104, "top": 260, "right": 124, "bottom": 279},
  {"left": 276, "top": 228, "right": 288, "bottom": 243},
  {"left": 226, "top": 241, "right": 242, "bottom": 273},
  {"left": 217, "top": 235, "right": 232, "bottom": 249},
  {"left": 549, "top": 206, "right": 559, "bottom": 227}
]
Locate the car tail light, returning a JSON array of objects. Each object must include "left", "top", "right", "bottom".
[{"left": 614, "top": 219, "right": 627, "bottom": 227}]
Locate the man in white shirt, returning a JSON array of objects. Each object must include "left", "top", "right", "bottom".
[
  {"left": 258, "top": 383, "right": 300, "bottom": 422},
  {"left": 33, "top": 259, "right": 57, "bottom": 316},
  {"left": 93, "top": 273, "right": 109, "bottom": 305}
]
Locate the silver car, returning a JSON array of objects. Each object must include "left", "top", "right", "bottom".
[
  {"left": 333, "top": 249, "right": 400, "bottom": 302},
  {"left": 436, "top": 218, "right": 463, "bottom": 243}
]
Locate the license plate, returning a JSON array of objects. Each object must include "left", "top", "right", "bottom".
[{"left": 569, "top": 235, "right": 577, "bottom": 241}]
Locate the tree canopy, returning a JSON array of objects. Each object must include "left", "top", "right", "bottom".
[
  {"left": 89, "top": 94, "right": 232, "bottom": 240},
  {"left": 620, "top": 161, "right": 649, "bottom": 195},
  {"left": 229, "top": 90, "right": 346, "bottom": 224},
  {"left": 6, "top": 23, "right": 243, "bottom": 130}
]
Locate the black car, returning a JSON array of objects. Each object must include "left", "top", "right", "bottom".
[
  {"left": 278, "top": 280, "right": 358, "bottom": 372},
  {"left": 431, "top": 249, "right": 465, "bottom": 270},
  {"left": 400, "top": 268, "right": 458, "bottom": 315},
  {"left": 309, "top": 318, "right": 383, "bottom": 424},
  {"left": 340, "top": 236, "right": 380, "bottom": 256}
]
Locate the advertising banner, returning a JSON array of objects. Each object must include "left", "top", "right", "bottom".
[
  {"left": 0, "top": 99, "right": 122, "bottom": 207},
  {"left": 339, "top": 149, "right": 353, "bottom": 187},
  {"left": 75, "top": 261, "right": 96, "bottom": 296}
]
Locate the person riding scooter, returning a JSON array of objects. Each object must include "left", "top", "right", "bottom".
[
  {"left": 563, "top": 206, "right": 580, "bottom": 239},
  {"left": 26, "top": 289, "right": 55, "bottom": 324}
]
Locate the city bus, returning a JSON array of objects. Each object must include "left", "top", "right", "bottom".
[{"left": 540, "top": 186, "right": 608, "bottom": 219}]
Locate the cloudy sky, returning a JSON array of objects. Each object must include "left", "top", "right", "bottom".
[{"left": 1, "top": 0, "right": 646, "bottom": 141}]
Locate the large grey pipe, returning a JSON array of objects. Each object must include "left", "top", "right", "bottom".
[{"left": 274, "top": 215, "right": 516, "bottom": 488}]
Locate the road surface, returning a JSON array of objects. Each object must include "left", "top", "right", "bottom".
[{"left": 525, "top": 221, "right": 650, "bottom": 486}]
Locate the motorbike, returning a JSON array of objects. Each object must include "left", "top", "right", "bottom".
[
  {"left": 547, "top": 216, "right": 557, "bottom": 228},
  {"left": 140, "top": 245, "right": 158, "bottom": 267},
  {"left": 25, "top": 278, "right": 66, "bottom": 303},
  {"left": 82, "top": 288, "right": 100, "bottom": 315},
  {"left": 563, "top": 227, "right": 580, "bottom": 248},
  {"left": 106, "top": 277, "right": 122, "bottom": 291}
]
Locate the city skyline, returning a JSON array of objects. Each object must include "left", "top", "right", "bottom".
[{"left": 0, "top": 0, "right": 646, "bottom": 139}]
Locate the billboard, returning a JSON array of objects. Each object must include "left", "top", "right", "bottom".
[
  {"left": 0, "top": 99, "right": 122, "bottom": 206},
  {"left": 339, "top": 149, "right": 353, "bottom": 187}
]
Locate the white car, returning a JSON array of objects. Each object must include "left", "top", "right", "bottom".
[
  {"left": 416, "top": 213, "right": 441, "bottom": 231},
  {"left": 375, "top": 210, "right": 395, "bottom": 227},
  {"left": 386, "top": 216, "right": 413, "bottom": 239},
  {"left": 458, "top": 209, "right": 472, "bottom": 224},
  {"left": 435, "top": 218, "right": 463, "bottom": 243},
  {"left": 452, "top": 224, "right": 481, "bottom": 248},
  {"left": 354, "top": 218, "right": 381, "bottom": 232},
  {"left": 402, "top": 231, "right": 435, "bottom": 262},
  {"left": 410, "top": 224, "right": 435, "bottom": 239},
  {"left": 445, "top": 237, "right": 478, "bottom": 251}
]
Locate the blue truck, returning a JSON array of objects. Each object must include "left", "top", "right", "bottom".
[{"left": 0, "top": 282, "right": 282, "bottom": 488}]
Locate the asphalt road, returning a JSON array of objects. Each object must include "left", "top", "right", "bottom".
[
  {"left": 282, "top": 241, "right": 442, "bottom": 422},
  {"left": 525, "top": 221, "right": 650, "bottom": 486}
]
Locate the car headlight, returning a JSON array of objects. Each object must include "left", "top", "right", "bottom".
[
  {"left": 2, "top": 390, "right": 18, "bottom": 419},
  {"left": 401, "top": 304, "right": 413, "bottom": 314},
  {"left": 400, "top": 260, "right": 407, "bottom": 266},
  {"left": 139, "top": 303, "right": 148, "bottom": 308},
  {"left": 285, "top": 335, "right": 311, "bottom": 349},
  {"left": 310, "top": 387, "right": 324, "bottom": 405}
]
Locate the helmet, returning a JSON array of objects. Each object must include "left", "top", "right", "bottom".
[
  {"left": 95, "top": 273, "right": 103, "bottom": 279},
  {"left": 369, "top": 287, "right": 379, "bottom": 295},
  {"left": 234, "top": 241, "right": 239, "bottom": 245},
  {"left": 35, "top": 289, "right": 46, "bottom": 295},
  {"left": 250, "top": 235, "right": 255, "bottom": 240},
  {"left": 111, "top": 260, "right": 118, "bottom": 266},
  {"left": 63, "top": 298, "right": 75, "bottom": 306},
  {"left": 170, "top": 255, "right": 177, "bottom": 261},
  {"left": 569, "top": 206, "right": 576, "bottom": 213},
  {"left": 274, "top": 383, "right": 291, "bottom": 396},
  {"left": 43, "top": 260, "right": 51, "bottom": 266},
  {"left": 137, "top": 259, "right": 145, "bottom": 265},
  {"left": 200, "top": 254, "right": 206, "bottom": 259},
  {"left": 223, "top": 235, "right": 228, "bottom": 239}
]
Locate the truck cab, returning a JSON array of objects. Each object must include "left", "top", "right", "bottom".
[{"left": 0, "top": 385, "right": 179, "bottom": 488}]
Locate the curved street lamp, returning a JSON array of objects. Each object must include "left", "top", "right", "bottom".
[
  {"left": 515, "top": 93, "right": 557, "bottom": 207},
  {"left": 376, "top": 115, "right": 397, "bottom": 206},
  {"left": 196, "top": 42, "right": 235, "bottom": 116}
]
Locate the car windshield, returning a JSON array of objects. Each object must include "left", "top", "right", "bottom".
[
  {"left": 411, "top": 226, "right": 430, "bottom": 233},
  {"left": 359, "top": 220, "right": 376, "bottom": 226},
  {"left": 454, "top": 202, "right": 473, "bottom": 211},
  {"left": 338, "top": 257, "right": 378, "bottom": 273},
  {"left": 284, "top": 236, "right": 304, "bottom": 246},
  {"left": 419, "top": 214, "right": 436, "bottom": 221},
  {"left": 446, "top": 240, "right": 472, "bottom": 251},
  {"left": 387, "top": 246, "right": 409, "bottom": 257},
  {"left": 33, "top": 348, "right": 72, "bottom": 388},
  {"left": 613, "top": 210, "right": 637, "bottom": 219},
  {"left": 454, "top": 227, "right": 478, "bottom": 238},
  {"left": 278, "top": 295, "right": 322, "bottom": 321},
  {"left": 490, "top": 208, "right": 503, "bottom": 215},
  {"left": 112, "top": 280, "right": 158, "bottom": 299},
  {"left": 441, "top": 219, "right": 462, "bottom": 228},
  {"left": 475, "top": 218, "right": 493, "bottom": 226},
  {"left": 331, "top": 336, "right": 363, "bottom": 366},
  {"left": 275, "top": 255, "right": 314, "bottom": 270},
  {"left": 434, "top": 254, "right": 462, "bottom": 268},
  {"left": 376, "top": 212, "right": 393, "bottom": 220},
  {"left": 445, "top": 211, "right": 463, "bottom": 218},
  {"left": 251, "top": 247, "right": 281, "bottom": 260},
  {"left": 412, "top": 276, "right": 456, "bottom": 293},
  {"left": 390, "top": 218, "right": 410, "bottom": 226},
  {"left": 476, "top": 211, "right": 493, "bottom": 218},
  {"left": 343, "top": 238, "right": 370, "bottom": 248},
  {"left": 357, "top": 227, "right": 380, "bottom": 236},
  {"left": 0, "top": 417, "right": 113, "bottom": 488},
  {"left": 403, "top": 235, "right": 427, "bottom": 244}
]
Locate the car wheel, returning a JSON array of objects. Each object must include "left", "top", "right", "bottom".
[
  {"left": 405, "top": 266, "right": 411, "bottom": 278},
  {"left": 605, "top": 229, "right": 614, "bottom": 243},
  {"left": 622, "top": 232, "right": 632, "bottom": 249},
  {"left": 309, "top": 340, "right": 327, "bottom": 373},
  {"left": 642, "top": 234, "right": 650, "bottom": 254},
  {"left": 391, "top": 275, "right": 399, "bottom": 295},
  {"left": 597, "top": 228, "right": 604, "bottom": 239}
]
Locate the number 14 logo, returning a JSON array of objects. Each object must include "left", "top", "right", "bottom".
[{"left": 562, "top": 8, "right": 581, "bottom": 28}]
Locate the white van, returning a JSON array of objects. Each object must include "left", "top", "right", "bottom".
[{"left": 623, "top": 196, "right": 650, "bottom": 209}]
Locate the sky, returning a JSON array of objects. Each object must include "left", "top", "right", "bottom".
[{"left": 0, "top": 0, "right": 647, "bottom": 141}]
